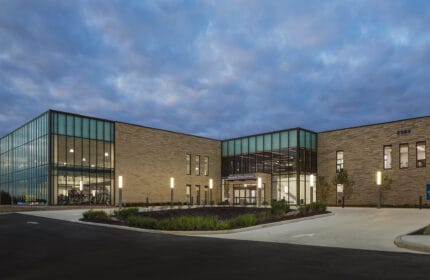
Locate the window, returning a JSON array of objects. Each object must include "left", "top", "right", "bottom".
[
  {"left": 417, "top": 142, "right": 426, "bottom": 168},
  {"left": 195, "top": 155, "right": 200, "bottom": 175},
  {"left": 336, "top": 151, "right": 344, "bottom": 172},
  {"left": 400, "top": 144, "right": 408, "bottom": 169},
  {"left": 384, "top": 145, "right": 392, "bottom": 169},
  {"left": 186, "top": 154, "right": 191, "bottom": 175},
  {"left": 203, "top": 156, "right": 209, "bottom": 176}
]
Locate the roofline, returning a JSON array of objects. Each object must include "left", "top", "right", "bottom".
[
  {"left": 115, "top": 121, "right": 219, "bottom": 142},
  {"left": 222, "top": 127, "right": 317, "bottom": 142},
  {"left": 0, "top": 110, "right": 50, "bottom": 140},
  {"left": 319, "top": 115, "right": 430, "bottom": 134}
]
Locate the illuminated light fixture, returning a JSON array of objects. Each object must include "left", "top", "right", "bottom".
[
  {"left": 82, "top": 158, "right": 86, "bottom": 162},
  {"left": 118, "top": 176, "right": 123, "bottom": 189},
  {"left": 244, "top": 184, "right": 247, "bottom": 188},
  {"left": 170, "top": 177, "right": 174, "bottom": 189},
  {"left": 310, "top": 174, "right": 315, "bottom": 187},
  {"left": 69, "top": 149, "right": 74, "bottom": 153},
  {"left": 91, "top": 164, "right": 95, "bottom": 168},
  {"left": 376, "top": 171, "right": 382, "bottom": 186},
  {"left": 104, "top": 152, "right": 109, "bottom": 157},
  {"left": 209, "top": 179, "right": 213, "bottom": 189},
  {"left": 63, "top": 162, "right": 67, "bottom": 166},
  {"left": 257, "top": 177, "right": 262, "bottom": 189},
  {"left": 79, "top": 180, "right": 83, "bottom": 191}
]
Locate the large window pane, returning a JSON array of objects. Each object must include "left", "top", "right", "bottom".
[
  {"left": 289, "top": 130, "right": 297, "bottom": 147},
  {"left": 264, "top": 134, "right": 271, "bottom": 151},
  {"left": 384, "top": 145, "right": 392, "bottom": 169},
  {"left": 241, "top": 138, "right": 248, "bottom": 154},
  {"left": 74, "top": 117, "right": 82, "bottom": 137},
  {"left": 256, "top": 135, "right": 263, "bottom": 152},
  {"left": 400, "top": 144, "right": 408, "bottom": 168},
  {"left": 249, "top": 137, "right": 256, "bottom": 153},
  {"left": 235, "top": 139, "right": 241, "bottom": 155},
  {"left": 66, "top": 115, "right": 74, "bottom": 136},
  {"left": 272, "top": 133, "right": 280, "bottom": 150},
  {"left": 417, "top": 142, "right": 426, "bottom": 168}
]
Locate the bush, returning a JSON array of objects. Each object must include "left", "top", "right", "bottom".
[
  {"left": 271, "top": 200, "right": 290, "bottom": 215},
  {"left": 298, "top": 203, "right": 327, "bottom": 215},
  {"left": 227, "top": 214, "right": 257, "bottom": 228},
  {"left": 82, "top": 210, "right": 110, "bottom": 221},
  {"left": 127, "top": 216, "right": 158, "bottom": 228},
  {"left": 114, "top": 207, "right": 139, "bottom": 219},
  {"left": 157, "top": 216, "right": 222, "bottom": 231}
]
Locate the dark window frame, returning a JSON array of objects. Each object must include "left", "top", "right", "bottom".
[
  {"left": 399, "top": 143, "right": 409, "bottom": 169},
  {"left": 416, "top": 141, "right": 426, "bottom": 168},
  {"left": 336, "top": 150, "right": 344, "bottom": 173},
  {"left": 186, "top": 154, "right": 191, "bottom": 175},
  {"left": 383, "top": 145, "right": 392, "bottom": 170}
]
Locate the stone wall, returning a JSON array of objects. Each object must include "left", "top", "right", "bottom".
[
  {"left": 114, "top": 122, "right": 221, "bottom": 205},
  {"left": 318, "top": 116, "right": 430, "bottom": 206}
]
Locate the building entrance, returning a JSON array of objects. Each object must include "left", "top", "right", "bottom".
[{"left": 233, "top": 184, "right": 257, "bottom": 205}]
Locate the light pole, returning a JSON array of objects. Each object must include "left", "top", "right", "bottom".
[
  {"left": 257, "top": 177, "right": 262, "bottom": 207},
  {"left": 209, "top": 179, "right": 213, "bottom": 206},
  {"left": 79, "top": 180, "right": 83, "bottom": 205},
  {"left": 118, "top": 175, "right": 123, "bottom": 209},
  {"left": 170, "top": 177, "right": 174, "bottom": 208},
  {"left": 310, "top": 174, "right": 315, "bottom": 205},
  {"left": 376, "top": 171, "right": 382, "bottom": 209}
]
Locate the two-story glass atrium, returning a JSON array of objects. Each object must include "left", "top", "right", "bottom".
[
  {"left": 221, "top": 128, "right": 317, "bottom": 205},
  {"left": 0, "top": 110, "right": 115, "bottom": 205}
]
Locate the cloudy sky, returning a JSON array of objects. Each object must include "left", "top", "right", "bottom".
[{"left": 0, "top": 0, "right": 429, "bottom": 139}]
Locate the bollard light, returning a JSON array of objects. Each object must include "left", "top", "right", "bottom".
[
  {"left": 376, "top": 171, "right": 382, "bottom": 186},
  {"left": 310, "top": 174, "right": 315, "bottom": 187},
  {"left": 119, "top": 176, "right": 123, "bottom": 189},
  {"left": 79, "top": 180, "right": 83, "bottom": 191},
  {"left": 118, "top": 175, "right": 123, "bottom": 209},
  {"left": 257, "top": 177, "right": 262, "bottom": 189},
  {"left": 209, "top": 179, "right": 213, "bottom": 189},
  {"left": 170, "top": 177, "right": 175, "bottom": 189}
]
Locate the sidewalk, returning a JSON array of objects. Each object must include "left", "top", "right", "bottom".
[{"left": 394, "top": 227, "right": 430, "bottom": 253}]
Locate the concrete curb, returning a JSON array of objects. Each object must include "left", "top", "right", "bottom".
[
  {"left": 77, "top": 212, "right": 335, "bottom": 236},
  {"left": 394, "top": 225, "right": 430, "bottom": 253}
]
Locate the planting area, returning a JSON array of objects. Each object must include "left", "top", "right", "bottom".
[{"left": 81, "top": 202, "right": 328, "bottom": 231}]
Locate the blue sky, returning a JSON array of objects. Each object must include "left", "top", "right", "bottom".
[{"left": 1, "top": 0, "right": 429, "bottom": 139}]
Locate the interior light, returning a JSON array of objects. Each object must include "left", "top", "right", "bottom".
[
  {"left": 82, "top": 158, "right": 86, "bottom": 162},
  {"left": 79, "top": 180, "right": 83, "bottom": 191},
  {"left": 310, "top": 174, "right": 315, "bottom": 187},
  {"left": 105, "top": 152, "right": 109, "bottom": 157},
  {"left": 257, "top": 177, "right": 262, "bottom": 189},
  {"left": 91, "top": 164, "right": 95, "bottom": 168},
  {"left": 69, "top": 149, "right": 74, "bottom": 153}
]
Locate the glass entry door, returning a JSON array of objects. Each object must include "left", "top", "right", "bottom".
[{"left": 233, "top": 184, "right": 256, "bottom": 205}]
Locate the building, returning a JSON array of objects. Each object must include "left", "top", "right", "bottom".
[{"left": 0, "top": 109, "right": 429, "bottom": 207}]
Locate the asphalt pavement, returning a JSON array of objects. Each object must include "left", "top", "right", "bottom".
[{"left": 1, "top": 213, "right": 429, "bottom": 280}]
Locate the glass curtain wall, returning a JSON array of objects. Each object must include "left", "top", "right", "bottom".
[
  {"left": 221, "top": 128, "right": 317, "bottom": 205},
  {"left": 0, "top": 113, "right": 49, "bottom": 204},
  {"left": 51, "top": 111, "right": 114, "bottom": 205}
]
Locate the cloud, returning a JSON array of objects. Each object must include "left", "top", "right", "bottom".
[{"left": 0, "top": 0, "right": 429, "bottom": 139}]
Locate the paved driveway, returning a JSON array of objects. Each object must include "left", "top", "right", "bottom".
[{"left": 197, "top": 207, "right": 430, "bottom": 253}]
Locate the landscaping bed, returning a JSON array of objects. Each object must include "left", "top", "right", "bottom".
[{"left": 81, "top": 202, "right": 329, "bottom": 231}]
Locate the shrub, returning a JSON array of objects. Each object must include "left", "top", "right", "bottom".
[
  {"left": 127, "top": 216, "right": 158, "bottom": 228},
  {"left": 82, "top": 210, "right": 110, "bottom": 221},
  {"left": 271, "top": 200, "right": 290, "bottom": 215},
  {"left": 227, "top": 214, "right": 257, "bottom": 228},
  {"left": 256, "top": 210, "right": 271, "bottom": 222},
  {"left": 113, "top": 207, "right": 139, "bottom": 219},
  {"left": 156, "top": 216, "right": 222, "bottom": 231}
]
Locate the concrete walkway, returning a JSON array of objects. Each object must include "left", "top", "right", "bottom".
[
  {"left": 20, "top": 206, "right": 430, "bottom": 253},
  {"left": 195, "top": 207, "right": 430, "bottom": 253}
]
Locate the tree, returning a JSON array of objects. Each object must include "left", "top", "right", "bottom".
[
  {"left": 332, "top": 170, "right": 355, "bottom": 200},
  {"left": 317, "top": 176, "right": 331, "bottom": 204}
]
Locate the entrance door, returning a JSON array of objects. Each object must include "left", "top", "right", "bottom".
[
  {"left": 195, "top": 185, "right": 201, "bottom": 205},
  {"left": 233, "top": 185, "right": 257, "bottom": 205}
]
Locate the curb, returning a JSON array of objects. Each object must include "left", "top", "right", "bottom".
[
  {"left": 78, "top": 212, "right": 335, "bottom": 236},
  {"left": 394, "top": 225, "right": 430, "bottom": 253}
]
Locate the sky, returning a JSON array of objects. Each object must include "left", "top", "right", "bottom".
[{"left": 0, "top": 0, "right": 429, "bottom": 139}]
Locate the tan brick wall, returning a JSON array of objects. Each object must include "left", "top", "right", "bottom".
[
  {"left": 318, "top": 117, "right": 430, "bottom": 206},
  {"left": 114, "top": 122, "right": 221, "bottom": 205}
]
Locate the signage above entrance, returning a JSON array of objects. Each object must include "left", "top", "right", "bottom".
[{"left": 227, "top": 174, "right": 257, "bottom": 181}]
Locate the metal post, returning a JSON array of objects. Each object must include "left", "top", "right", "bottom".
[
  {"left": 258, "top": 189, "right": 261, "bottom": 207},
  {"left": 419, "top": 195, "right": 422, "bottom": 210},
  {"left": 377, "top": 186, "right": 381, "bottom": 209},
  {"left": 170, "top": 188, "right": 173, "bottom": 208},
  {"left": 342, "top": 194, "right": 345, "bottom": 208},
  {"left": 310, "top": 186, "right": 314, "bottom": 205},
  {"left": 119, "top": 188, "right": 122, "bottom": 209},
  {"left": 210, "top": 189, "right": 212, "bottom": 206}
]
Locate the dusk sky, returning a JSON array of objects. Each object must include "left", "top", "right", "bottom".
[{"left": 1, "top": 0, "right": 429, "bottom": 139}]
